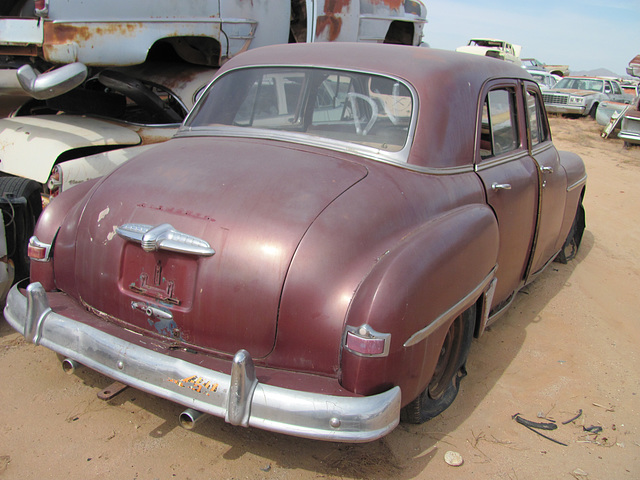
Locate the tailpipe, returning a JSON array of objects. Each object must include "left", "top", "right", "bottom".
[
  {"left": 61, "top": 358, "right": 79, "bottom": 375},
  {"left": 179, "top": 408, "right": 208, "bottom": 430}
]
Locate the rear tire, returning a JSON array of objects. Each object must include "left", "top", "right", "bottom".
[
  {"left": 0, "top": 176, "right": 43, "bottom": 283},
  {"left": 401, "top": 305, "right": 475, "bottom": 424}
]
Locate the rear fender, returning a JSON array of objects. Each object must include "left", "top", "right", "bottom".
[
  {"left": 341, "top": 204, "right": 499, "bottom": 404},
  {"left": 30, "top": 177, "right": 100, "bottom": 292}
]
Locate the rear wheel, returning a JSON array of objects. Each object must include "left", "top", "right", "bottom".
[
  {"left": 0, "top": 176, "right": 43, "bottom": 283},
  {"left": 401, "top": 305, "right": 476, "bottom": 424}
]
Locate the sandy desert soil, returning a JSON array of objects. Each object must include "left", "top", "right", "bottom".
[{"left": 1, "top": 116, "right": 639, "bottom": 480}]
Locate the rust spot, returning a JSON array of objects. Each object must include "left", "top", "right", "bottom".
[
  {"left": 44, "top": 22, "right": 144, "bottom": 45},
  {"left": 371, "top": 0, "right": 404, "bottom": 9},
  {"left": 316, "top": 0, "right": 352, "bottom": 41}
]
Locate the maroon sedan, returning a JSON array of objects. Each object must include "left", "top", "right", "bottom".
[{"left": 5, "top": 43, "right": 586, "bottom": 442}]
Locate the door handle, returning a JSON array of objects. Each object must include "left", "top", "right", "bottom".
[
  {"left": 491, "top": 182, "right": 512, "bottom": 191},
  {"left": 540, "top": 166, "right": 554, "bottom": 174}
]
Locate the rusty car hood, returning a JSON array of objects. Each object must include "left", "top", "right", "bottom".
[{"left": 65, "top": 137, "right": 368, "bottom": 358}]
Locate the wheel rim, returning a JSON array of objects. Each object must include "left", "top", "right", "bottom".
[{"left": 427, "top": 315, "right": 464, "bottom": 400}]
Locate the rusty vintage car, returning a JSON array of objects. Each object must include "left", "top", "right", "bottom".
[{"left": 4, "top": 43, "right": 587, "bottom": 442}]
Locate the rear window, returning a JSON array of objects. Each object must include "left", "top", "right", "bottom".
[{"left": 183, "top": 67, "right": 414, "bottom": 153}]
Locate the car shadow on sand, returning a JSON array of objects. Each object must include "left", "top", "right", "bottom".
[{"left": 15, "top": 230, "right": 594, "bottom": 479}]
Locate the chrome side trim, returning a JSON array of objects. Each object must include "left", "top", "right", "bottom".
[
  {"left": 403, "top": 267, "right": 497, "bottom": 347},
  {"left": 5, "top": 283, "right": 401, "bottom": 443},
  {"left": 116, "top": 223, "right": 215, "bottom": 257},
  {"left": 567, "top": 174, "right": 587, "bottom": 192}
]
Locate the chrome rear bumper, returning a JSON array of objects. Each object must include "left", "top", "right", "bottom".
[{"left": 4, "top": 282, "right": 401, "bottom": 442}]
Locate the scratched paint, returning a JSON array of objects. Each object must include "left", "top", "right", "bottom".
[{"left": 168, "top": 375, "right": 219, "bottom": 396}]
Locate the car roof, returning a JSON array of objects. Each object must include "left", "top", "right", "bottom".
[{"left": 214, "top": 43, "right": 535, "bottom": 169}]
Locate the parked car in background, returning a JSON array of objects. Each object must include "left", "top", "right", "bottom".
[
  {"left": 522, "top": 58, "right": 570, "bottom": 77},
  {"left": 627, "top": 54, "right": 640, "bottom": 77},
  {"left": 456, "top": 38, "right": 522, "bottom": 66},
  {"left": 618, "top": 97, "right": 640, "bottom": 147},
  {"left": 0, "top": 63, "right": 217, "bottom": 290},
  {"left": 543, "top": 76, "right": 633, "bottom": 118},
  {"left": 5, "top": 43, "right": 586, "bottom": 442},
  {"left": 0, "top": 0, "right": 427, "bottom": 99},
  {"left": 527, "top": 69, "right": 560, "bottom": 90}
]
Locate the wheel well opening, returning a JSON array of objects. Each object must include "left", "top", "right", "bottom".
[
  {"left": 147, "top": 37, "right": 222, "bottom": 67},
  {"left": 383, "top": 21, "right": 415, "bottom": 46}
]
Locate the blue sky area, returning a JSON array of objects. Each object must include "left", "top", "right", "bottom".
[{"left": 422, "top": 0, "right": 640, "bottom": 76}]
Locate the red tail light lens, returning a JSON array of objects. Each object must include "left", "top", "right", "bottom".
[
  {"left": 28, "top": 236, "right": 52, "bottom": 262},
  {"left": 344, "top": 325, "right": 391, "bottom": 357}
]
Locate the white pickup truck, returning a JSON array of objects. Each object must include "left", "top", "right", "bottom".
[{"left": 0, "top": 0, "right": 427, "bottom": 298}]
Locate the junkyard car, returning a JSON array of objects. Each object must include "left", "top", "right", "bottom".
[
  {"left": 456, "top": 38, "right": 522, "bottom": 66},
  {"left": 5, "top": 43, "right": 587, "bottom": 442},
  {"left": 0, "top": 0, "right": 426, "bottom": 99},
  {"left": 618, "top": 97, "right": 640, "bottom": 147},
  {"left": 543, "top": 76, "right": 633, "bottom": 118},
  {"left": 521, "top": 58, "right": 569, "bottom": 77},
  {"left": 527, "top": 69, "right": 560, "bottom": 90},
  {"left": 0, "top": 63, "right": 217, "bottom": 287}
]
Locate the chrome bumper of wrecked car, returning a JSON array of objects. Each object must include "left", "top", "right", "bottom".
[
  {"left": 544, "top": 104, "right": 587, "bottom": 115},
  {"left": 4, "top": 282, "right": 401, "bottom": 442}
]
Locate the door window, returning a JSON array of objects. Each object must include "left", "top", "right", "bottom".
[
  {"left": 480, "top": 88, "right": 519, "bottom": 159},
  {"left": 526, "top": 90, "right": 549, "bottom": 146}
]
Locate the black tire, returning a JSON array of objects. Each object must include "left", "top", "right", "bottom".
[
  {"left": 0, "top": 176, "right": 43, "bottom": 282},
  {"left": 588, "top": 103, "right": 598, "bottom": 119},
  {"left": 401, "top": 305, "right": 476, "bottom": 424},
  {"left": 555, "top": 200, "right": 585, "bottom": 264}
]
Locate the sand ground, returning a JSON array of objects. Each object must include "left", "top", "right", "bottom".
[{"left": 1, "top": 116, "right": 639, "bottom": 480}]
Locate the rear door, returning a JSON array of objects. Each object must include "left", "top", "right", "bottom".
[{"left": 523, "top": 84, "right": 567, "bottom": 277}]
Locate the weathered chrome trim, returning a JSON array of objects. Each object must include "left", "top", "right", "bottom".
[
  {"left": 475, "top": 150, "right": 531, "bottom": 171},
  {"left": 225, "top": 349, "right": 258, "bottom": 427},
  {"left": 404, "top": 267, "right": 497, "bottom": 347},
  {"left": 476, "top": 278, "right": 497, "bottom": 337},
  {"left": 116, "top": 223, "right": 215, "bottom": 257},
  {"left": 567, "top": 174, "right": 587, "bottom": 192},
  {"left": 5, "top": 283, "right": 401, "bottom": 442}
]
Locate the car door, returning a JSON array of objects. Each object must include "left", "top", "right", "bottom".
[
  {"left": 523, "top": 84, "right": 568, "bottom": 278},
  {"left": 474, "top": 81, "right": 538, "bottom": 310}
]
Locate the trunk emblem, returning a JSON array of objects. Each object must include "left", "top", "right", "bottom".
[{"left": 116, "top": 223, "right": 215, "bottom": 257}]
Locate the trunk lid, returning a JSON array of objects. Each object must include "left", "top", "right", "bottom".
[{"left": 69, "top": 137, "right": 367, "bottom": 358}]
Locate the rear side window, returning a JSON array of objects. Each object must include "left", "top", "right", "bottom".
[
  {"left": 526, "top": 89, "right": 549, "bottom": 146},
  {"left": 480, "top": 88, "right": 519, "bottom": 159}
]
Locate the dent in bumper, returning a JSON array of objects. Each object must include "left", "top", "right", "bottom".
[{"left": 4, "top": 282, "right": 401, "bottom": 442}]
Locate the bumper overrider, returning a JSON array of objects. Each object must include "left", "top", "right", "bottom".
[{"left": 4, "top": 282, "right": 401, "bottom": 442}]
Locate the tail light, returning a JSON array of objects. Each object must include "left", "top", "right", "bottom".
[
  {"left": 28, "top": 236, "right": 52, "bottom": 262},
  {"left": 35, "top": 0, "right": 49, "bottom": 17},
  {"left": 344, "top": 324, "right": 391, "bottom": 357}
]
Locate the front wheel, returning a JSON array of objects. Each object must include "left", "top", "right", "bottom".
[
  {"left": 555, "top": 200, "right": 585, "bottom": 264},
  {"left": 401, "top": 305, "right": 475, "bottom": 424}
]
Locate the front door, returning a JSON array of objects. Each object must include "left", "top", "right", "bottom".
[{"left": 474, "top": 83, "right": 539, "bottom": 308}]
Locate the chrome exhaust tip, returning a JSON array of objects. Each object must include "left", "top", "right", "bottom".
[
  {"left": 61, "top": 358, "right": 78, "bottom": 375},
  {"left": 179, "top": 408, "right": 207, "bottom": 430}
]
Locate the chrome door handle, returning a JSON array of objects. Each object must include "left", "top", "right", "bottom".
[
  {"left": 540, "top": 166, "right": 554, "bottom": 174},
  {"left": 492, "top": 182, "right": 512, "bottom": 191}
]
